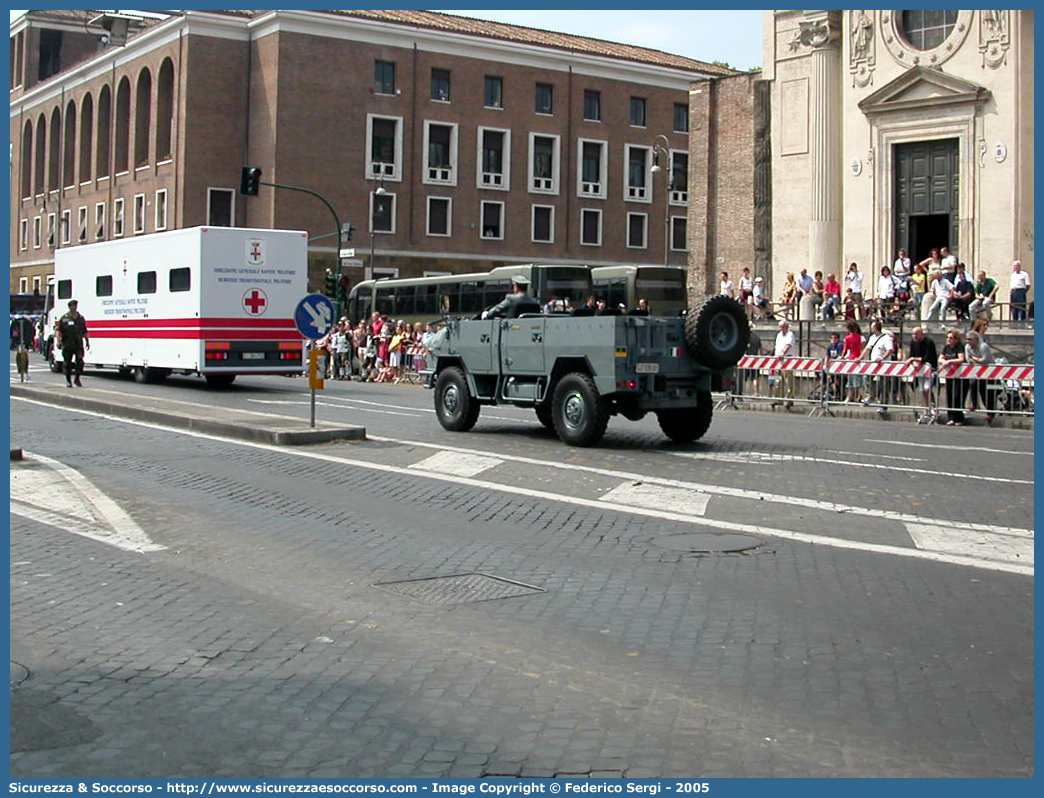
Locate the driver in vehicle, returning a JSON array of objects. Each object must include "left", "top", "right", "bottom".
[{"left": 481, "top": 275, "right": 541, "bottom": 319}]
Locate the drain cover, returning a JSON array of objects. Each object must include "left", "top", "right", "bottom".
[
  {"left": 375, "top": 573, "right": 546, "bottom": 606},
  {"left": 650, "top": 532, "right": 763, "bottom": 553}
]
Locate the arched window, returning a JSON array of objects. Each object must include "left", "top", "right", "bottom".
[
  {"left": 21, "top": 120, "right": 32, "bottom": 198},
  {"left": 114, "top": 77, "right": 130, "bottom": 173},
  {"left": 97, "top": 85, "right": 111, "bottom": 178},
  {"left": 34, "top": 114, "right": 46, "bottom": 195},
  {"left": 63, "top": 99, "right": 76, "bottom": 188},
  {"left": 48, "top": 107, "right": 61, "bottom": 191},
  {"left": 156, "top": 58, "right": 174, "bottom": 161},
  {"left": 134, "top": 67, "right": 152, "bottom": 168},
  {"left": 79, "top": 93, "right": 94, "bottom": 183}
]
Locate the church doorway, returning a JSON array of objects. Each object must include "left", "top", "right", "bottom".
[{"left": 894, "top": 138, "right": 959, "bottom": 263}]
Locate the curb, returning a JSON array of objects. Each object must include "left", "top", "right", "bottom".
[{"left": 9, "top": 384, "right": 366, "bottom": 446}]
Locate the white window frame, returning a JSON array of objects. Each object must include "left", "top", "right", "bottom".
[
  {"left": 206, "top": 188, "right": 234, "bottom": 228},
  {"left": 426, "top": 196, "right": 452, "bottom": 237},
  {"left": 155, "top": 189, "right": 168, "bottom": 231},
  {"left": 577, "top": 138, "right": 607, "bottom": 199},
  {"left": 580, "top": 208, "right": 602, "bottom": 247},
  {"left": 625, "top": 145, "right": 652, "bottom": 203},
  {"left": 670, "top": 215, "right": 688, "bottom": 251},
  {"left": 366, "top": 114, "right": 403, "bottom": 182},
  {"left": 531, "top": 204, "right": 555, "bottom": 244},
  {"left": 33, "top": 216, "right": 41, "bottom": 249},
  {"left": 477, "top": 126, "right": 511, "bottom": 191},
  {"left": 19, "top": 218, "right": 28, "bottom": 251},
  {"left": 669, "top": 150, "right": 689, "bottom": 205},
  {"left": 370, "top": 191, "right": 396, "bottom": 235},
  {"left": 46, "top": 212, "right": 56, "bottom": 248},
  {"left": 113, "top": 198, "right": 125, "bottom": 237},
  {"left": 422, "top": 120, "right": 458, "bottom": 186},
  {"left": 60, "top": 209, "right": 71, "bottom": 245},
  {"left": 95, "top": 202, "right": 107, "bottom": 240},
  {"left": 133, "top": 193, "right": 146, "bottom": 234},
  {"left": 77, "top": 206, "right": 88, "bottom": 243},
  {"left": 19, "top": 277, "right": 28, "bottom": 293},
  {"left": 528, "top": 132, "right": 560, "bottom": 195},
  {"left": 372, "top": 267, "right": 399, "bottom": 280},
  {"left": 480, "top": 201, "right": 504, "bottom": 241},
  {"left": 626, "top": 212, "right": 648, "bottom": 249},
  {"left": 32, "top": 276, "right": 41, "bottom": 293}
]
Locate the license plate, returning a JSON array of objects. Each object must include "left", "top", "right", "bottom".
[
  {"left": 636, "top": 362, "right": 659, "bottom": 373},
  {"left": 242, "top": 352, "right": 264, "bottom": 360}
]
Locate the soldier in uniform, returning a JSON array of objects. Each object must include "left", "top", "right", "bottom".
[
  {"left": 57, "top": 299, "right": 90, "bottom": 387},
  {"left": 482, "top": 275, "right": 541, "bottom": 318}
]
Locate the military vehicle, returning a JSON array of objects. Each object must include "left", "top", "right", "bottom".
[{"left": 423, "top": 296, "right": 749, "bottom": 447}]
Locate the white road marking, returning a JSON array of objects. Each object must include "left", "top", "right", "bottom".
[
  {"left": 865, "top": 438, "right": 1034, "bottom": 457},
  {"left": 600, "top": 482, "right": 710, "bottom": 516},
  {"left": 413, "top": 451, "right": 504, "bottom": 478},
  {"left": 10, "top": 451, "right": 166, "bottom": 553},
  {"left": 906, "top": 523, "right": 1033, "bottom": 567},
  {"left": 13, "top": 397, "right": 1032, "bottom": 576},
  {"left": 664, "top": 450, "right": 1032, "bottom": 486}
]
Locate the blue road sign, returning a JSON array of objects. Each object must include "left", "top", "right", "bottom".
[{"left": 294, "top": 294, "right": 336, "bottom": 339}]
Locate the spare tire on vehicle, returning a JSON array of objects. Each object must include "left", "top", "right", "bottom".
[{"left": 683, "top": 295, "right": 749, "bottom": 370}]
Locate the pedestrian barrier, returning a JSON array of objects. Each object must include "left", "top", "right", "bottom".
[{"left": 723, "top": 355, "right": 1033, "bottom": 424}]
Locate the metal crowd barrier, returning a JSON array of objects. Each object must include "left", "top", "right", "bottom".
[{"left": 721, "top": 356, "right": 1034, "bottom": 424}]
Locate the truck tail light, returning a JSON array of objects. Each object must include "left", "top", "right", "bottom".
[{"left": 616, "top": 380, "right": 638, "bottom": 390}]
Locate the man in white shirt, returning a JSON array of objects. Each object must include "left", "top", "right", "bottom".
[
  {"left": 738, "top": 267, "right": 754, "bottom": 306},
  {"left": 719, "top": 271, "right": 735, "bottom": 299},
  {"left": 924, "top": 270, "right": 954, "bottom": 327},
  {"left": 1010, "top": 260, "right": 1031, "bottom": 321},
  {"left": 940, "top": 246, "right": 958, "bottom": 280},
  {"left": 862, "top": 319, "right": 896, "bottom": 408},
  {"left": 893, "top": 249, "right": 911, "bottom": 278},
  {"left": 771, "top": 319, "right": 795, "bottom": 408},
  {"left": 845, "top": 263, "right": 865, "bottom": 318}
]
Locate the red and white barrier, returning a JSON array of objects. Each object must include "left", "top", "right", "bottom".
[
  {"left": 937, "top": 363, "right": 1034, "bottom": 382},
  {"left": 736, "top": 356, "right": 823, "bottom": 373}
]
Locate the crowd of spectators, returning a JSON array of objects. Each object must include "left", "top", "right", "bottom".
[{"left": 312, "top": 312, "right": 434, "bottom": 383}]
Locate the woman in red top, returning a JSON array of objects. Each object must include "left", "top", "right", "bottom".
[
  {"left": 841, "top": 320, "right": 865, "bottom": 403},
  {"left": 823, "top": 273, "right": 842, "bottom": 319}
]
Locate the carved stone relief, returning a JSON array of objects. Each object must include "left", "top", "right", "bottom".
[
  {"left": 881, "top": 10, "right": 972, "bottom": 68},
  {"left": 849, "top": 10, "right": 876, "bottom": 87},
  {"left": 979, "top": 10, "right": 1010, "bottom": 68}
]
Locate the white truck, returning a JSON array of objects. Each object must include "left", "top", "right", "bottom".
[{"left": 46, "top": 226, "right": 308, "bottom": 386}]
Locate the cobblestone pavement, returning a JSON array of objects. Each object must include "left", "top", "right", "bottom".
[{"left": 9, "top": 390, "right": 1034, "bottom": 778}]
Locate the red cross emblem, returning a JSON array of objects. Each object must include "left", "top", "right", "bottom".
[
  {"left": 243, "top": 288, "right": 268, "bottom": 316},
  {"left": 250, "top": 244, "right": 262, "bottom": 262}
]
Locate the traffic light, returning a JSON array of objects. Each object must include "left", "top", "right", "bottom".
[
  {"left": 324, "top": 270, "right": 337, "bottom": 298},
  {"left": 240, "top": 166, "right": 262, "bottom": 196},
  {"left": 337, "top": 275, "right": 350, "bottom": 301}
]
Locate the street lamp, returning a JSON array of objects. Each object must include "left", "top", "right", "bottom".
[
  {"left": 369, "top": 176, "right": 386, "bottom": 281},
  {"left": 650, "top": 134, "right": 671, "bottom": 267}
]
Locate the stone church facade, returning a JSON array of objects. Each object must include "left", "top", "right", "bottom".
[
  {"left": 763, "top": 10, "right": 1033, "bottom": 301},
  {"left": 687, "top": 11, "right": 1032, "bottom": 306}
]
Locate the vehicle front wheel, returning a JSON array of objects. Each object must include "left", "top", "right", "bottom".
[
  {"left": 656, "top": 390, "right": 713, "bottom": 443},
  {"left": 434, "top": 367, "right": 480, "bottom": 432},
  {"left": 552, "top": 373, "right": 609, "bottom": 447},
  {"left": 133, "top": 366, "right": 168, "bottom": 385}
]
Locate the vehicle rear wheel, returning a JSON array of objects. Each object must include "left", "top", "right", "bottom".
[
  {"left": 434, "top": 367, "right": 480, "bottom": 431},
  {"left": 205, "top": 373, "right": 236, "bottom": 388},
  {"left": 133, "top": 366, "right": 168, "bottom": 385},
  {"left": 552, "top": 373, "right": 609, "bottom": 447},
  {"left": 656, "top": 390, "right": 713, "bottom": 443},
  {"left": 535, "top": 403, "right": 555, "bottom": 430},
  {"left": 684, "top": 295, "right": 749, "bottom": 370}
]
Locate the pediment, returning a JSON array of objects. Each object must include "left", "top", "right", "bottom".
[{"left": 858, "top": 66, "right": 990, "bottom": 116}]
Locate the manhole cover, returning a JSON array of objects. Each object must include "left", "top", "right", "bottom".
[
  {"left": 375, "top": 573, "right": 545, "bottom": 606},
  {"left": 650, "top": 532, "right": 763, "bottom": 553}
]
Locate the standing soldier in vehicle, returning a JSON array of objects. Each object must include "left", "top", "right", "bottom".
[{"left": 57, "top": 299, "right": 90, "bottom": 387}]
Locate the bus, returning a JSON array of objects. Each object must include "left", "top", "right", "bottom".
[
  {"left": 346, "top": 263, "right": 593, "bottom": 323},
  {"left": 591, "top": 265, "right": 689, "bottom": 316}
]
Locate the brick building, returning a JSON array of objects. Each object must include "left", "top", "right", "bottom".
[{"left": 9, "top": 9, "right": 734, "bottom": 298}]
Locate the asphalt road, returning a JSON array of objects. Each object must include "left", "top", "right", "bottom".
[{"left": 9, "top": 358, "right": 1035, "bottom": 777}]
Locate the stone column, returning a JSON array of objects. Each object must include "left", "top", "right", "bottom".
[{"left": 800, "top": 12, "right": 842, "bottom": 274}]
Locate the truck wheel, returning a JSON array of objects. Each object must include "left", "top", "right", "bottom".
[
  {"left": 535, "top": 403, "right": 555, "bottom": 430},
  {"left": 552, "top": 373, "right": 609, "bottom": 447},
  {"left": 205, "top": 374, "right": 236, "bottom": 388},
  {"left": 684, "top": 295, "right": 749, "bottom": 370},
  {"left": 133, "top": 366, "right": 168, "bottom": 385},
  {"left": 434, "top": 367, "right": 480, "bottom": 432},
  {"left": 656, "top": 391, "right": 713, "bottom": 443}
]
